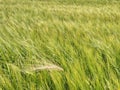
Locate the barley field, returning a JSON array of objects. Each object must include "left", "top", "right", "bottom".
[{"left": 0, "top": 0, "right": 120, "bottom": 90}]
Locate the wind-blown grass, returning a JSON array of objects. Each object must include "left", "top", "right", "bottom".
[{"left": 0, "top": 0, "right": 120, "bottom": 90}]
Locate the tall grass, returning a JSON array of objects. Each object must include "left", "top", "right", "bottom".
[{"left": 0, "top": 0, "right": 120, "bottom": 90}]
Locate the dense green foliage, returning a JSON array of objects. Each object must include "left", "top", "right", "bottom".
[{"left": 0, "top": 0, "right": 120, "bottom": 90}]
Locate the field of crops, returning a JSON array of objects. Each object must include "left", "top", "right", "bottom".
[{"left": 0, "top": 0, "right": 120, "bottom": 90}]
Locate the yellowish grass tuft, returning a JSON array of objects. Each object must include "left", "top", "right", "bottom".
[{"left": 23, "top": 64, "right": 63, "bottom": 73}]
